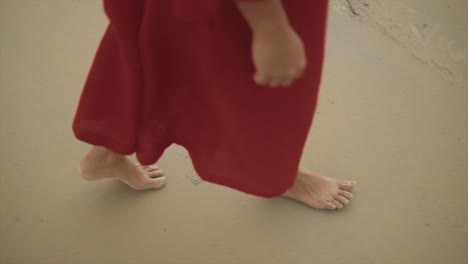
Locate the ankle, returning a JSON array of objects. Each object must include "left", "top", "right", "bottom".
[{"left": 81, "top": 147, "right": 125, "bottom": 171}]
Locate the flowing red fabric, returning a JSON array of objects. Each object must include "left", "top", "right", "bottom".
[{"left": 73, "top": 0, "right": 329, "bottom": 197}]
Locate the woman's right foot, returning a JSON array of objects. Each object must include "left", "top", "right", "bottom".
[
  {"left": 79, "top": 146, "right": 166, "bottom": 190},
  {"left": 282, "top": 167, "right": 356, "bottom": 210}
]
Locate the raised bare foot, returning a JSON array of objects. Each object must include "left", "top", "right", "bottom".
[
  {"left": 79, "top": 146, "right": 166, "bottom": 190},
  {"left": 282, "top": 167, "right": 355, "bottom": 210}
]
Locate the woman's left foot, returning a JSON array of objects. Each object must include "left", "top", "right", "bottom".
[
  {"left": 282, "top": 167, "right": 356, "bottom": 210},
  {"left": 79, "top": 146, "right": 166, "bottom": 190}
]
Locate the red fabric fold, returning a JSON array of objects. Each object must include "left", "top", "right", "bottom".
[{"left": 73, "top": 0, "right": 329, "bottom": 197}]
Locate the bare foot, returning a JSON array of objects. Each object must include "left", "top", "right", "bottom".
[
  {"left": 282, "top": 167, "right": 355, "bottom": 210},
  {"left": 79, "top": 146, "right": 166, "bottom": 190}
]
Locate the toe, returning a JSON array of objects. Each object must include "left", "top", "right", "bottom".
[
  {"left": 148, "top": 169, "right": 164, "bottom": 178},
  {"left": 149, "top": 176, "right": 167, "bottom": 189},
  {"left": 334, "top": 195, "right": 350, "bottom": 206},
  {"left": 329, "top": 199, "right": 343, "bottom": 209},
  {"left": 324, "top": 201, "right": 337, "bottom": 210},
  {"left": 136, "top": 164, "right": 159, "bottom": 170},
  {"left": 144, "top": 165, "right": 160, "bottom": 172},
  {"left": 338, "top": 180, "right": 355, "bottom": 191},
  {"left": 334, "top": 200, "right": 344, "bottom": 209},
  {"left": 338, "top": 190, "right": 354, "bottom": 200}
]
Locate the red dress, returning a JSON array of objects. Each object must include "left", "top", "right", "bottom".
[{"left": 73, "top": 0, "right": 329, "bottom": 198}]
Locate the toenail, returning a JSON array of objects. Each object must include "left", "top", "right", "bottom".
[
  {"left": 349, "top": 181, "right": 356, "bottom": 185},
  {"left": 349, "top": 193, "right": 354, "bottom": 198}
]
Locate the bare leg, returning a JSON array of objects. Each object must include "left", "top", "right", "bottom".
[
  {"left": 79, "top": 146, "right": 166, "bottom": 190},
  {"left": 282, "top": 167, "right": 355, "bottom": 210}
]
